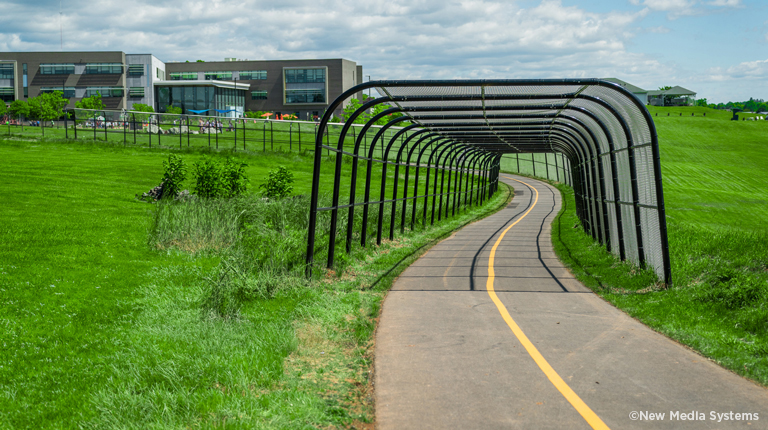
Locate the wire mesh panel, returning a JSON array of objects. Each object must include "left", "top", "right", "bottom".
[{"left": 305, "top": 80, "right": 671, "bottom": 284}]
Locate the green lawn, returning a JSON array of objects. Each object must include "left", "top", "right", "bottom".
[{"left": 0, "top": 137, "right": 504, "bottom": 428}]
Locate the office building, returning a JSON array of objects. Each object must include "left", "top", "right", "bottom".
[{"left": 0, "top": 51, "right": 364, "bottom": 119}]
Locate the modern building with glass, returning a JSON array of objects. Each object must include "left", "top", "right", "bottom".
[{"left": 0, "top": 51, "right": 364, "bottom": 119}]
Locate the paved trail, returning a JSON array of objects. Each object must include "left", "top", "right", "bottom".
[{"left": 375, "top": 174, "right": 768, "bottom": 429}]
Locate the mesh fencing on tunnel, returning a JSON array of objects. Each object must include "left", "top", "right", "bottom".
[{"left": 305, "top": 79, "right": 672, "bottom": 284}]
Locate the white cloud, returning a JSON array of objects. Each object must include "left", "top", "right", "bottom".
[
  {"left": 0, "top": 0, "right": 760, "bottom": 103},
  {"left": 707, "top": 0, "right": 742, "bottom": 7},
  {"left": 630, "top": 0, "right": 742, "bottom": 19}
]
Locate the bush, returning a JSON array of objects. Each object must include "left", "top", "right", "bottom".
[
  {"left": 259, "top": 166, "right": 294, "bottom": 199},
  {"left": 161, "top": 154, "right": 186, "bottom": 199},
  {"left": 222, "top": 158, "right": 248, "bottom": 198},
  {"left": 192, "top": 158, "right": 224, "bottom": 198},
  {"left": 192, "top": 157, "right": 249, "bottom": 199}
]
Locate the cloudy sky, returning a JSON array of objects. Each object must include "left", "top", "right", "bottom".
[{"left": 0, "top": 0, "right": 765, "bottom": 103}]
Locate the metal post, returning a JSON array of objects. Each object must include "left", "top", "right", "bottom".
[{"left": 298, "top": 121, "right": 301, "bottom": 152}]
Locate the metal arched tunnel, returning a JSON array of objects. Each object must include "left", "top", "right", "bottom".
[{"left": 305, "top": 80, "right": 671, "bottom": 284}]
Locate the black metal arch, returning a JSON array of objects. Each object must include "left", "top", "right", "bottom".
[{"left": 306, "top": 79, "right": 671, "bottom": 284}]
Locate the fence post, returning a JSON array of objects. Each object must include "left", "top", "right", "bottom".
[
  {"left": 123, "top": 113, "right": 126, "bottom": 146},
  {"left": 157, "top": 113, "right": 161, "bottom": 147},
  {"left": 555, "top": 151, "right": 560, "bottom": 182},
  {"left": 270, "top": 120, "right": 273, "bottom": 151},
  {"left": 64, "top": 110, "right": 68, "bottom": 139},
  {"left": 103, "top": 110, "right": 107, "bottom": 142},
  {"left": 234, "top": 117, "right": 237, "bottom": 151},
  {"left": 298, "top": 121, "right": 301, "bottom": 152},
  {"left": 132, "top": 113, "right": 136, "bottom": 144},
  {"left": 289, "top": 122, "right": 292, "bottom": 152},
  {"left": 187, "top": 117, "right": 190, "bottom": 148},
  {"left": 242, "top": 119, "right": 245, "bottom": 151},
  {"left": 532, "top": 154, "right": 536, "bottom": 177},
  {"left": 215, "top": 117, "right": 218, "bottom": 149},
  {"left": 263, "top": 121, "right": 266, "bottom": 151}
]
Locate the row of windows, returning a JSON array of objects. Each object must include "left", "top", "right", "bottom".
[
  {"left": 285, "top": 88, "right": 326, "bottom": 104},
  {"left": 169, "top": 72, "right": 198, "bottom": 81},
  {"left": 285, "top": 68, "right": 325, "bottom": 84},
  {"left": 38, "top": 63, "right": 125, "bottom": 75},
  {"left": 128, "top": 64, "right": 145, "bottom": 76},
  {"left": 204, "top": 71, "right": 232, "bottom": 80},
  {"left": 251, "top": 91, "right": 267, "bottom": 100},
  {"left": 85, "top": 87, "right": 124, "bottom": 98},
  {"left": 238, "top": 70, "right": 267, "bottom": 80},
  {"left": 169, "top": 70, "right": 268, "bottom": 81},
  {"left": 156, "top": 86, "right": 246, "bottom": 114},
  {"left": 40, "top": 63, "right": 75, "bottom": 75},
  {"left": 0, "top": 64, "right": 14, "bottom": 80},
  {"left": 0, "top": 87, "right": 14, "bottom": 95},
  {"left": 39, "top": 87, "right": 76, "bottom": 98},
  {"left": 85, "top": 63, "right": 123, "bottom": 74}
]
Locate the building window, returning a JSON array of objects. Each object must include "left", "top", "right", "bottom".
[
  {"left": 204, "top": 71, "right": 233, "bottom": 80},
  {"left": 40, "top": 87, "right": 76, "bottom": 98},
  {"left": 0, "top": 87, "right": 14, "bottom": 102},
  {"left": 0, "top": 63, "right": 14, "bottom": 79},
  {"left": 129, "top": 87, "right": 145, "bottom": 97},
  {"left": 285, "top": 89, "right": 326, "bottom": 104},
  {"left": 239, "top": 70, "right": 267, "bottom": 80},
  {"left": 127, "top": 64, "right": 144, "bottom": 76},
  {"left": 40, "top": 63, "right": 75, "bottom": 75},
  {"left": 169, "top": 72, "right": 198, "bottom": 81},
  {"left": 251, "top": 90, "right": 267, "bottom": 100},
  {"left": 22, "top": 63, "right": 27, "bottom": 98},
  {"left": 156, "top": 68, "right": 165, "bottom": 80},
  {"left": 285, "top": 68, "right": 325, "bottom": 83},
  {"left": 85, "top": 87, "right": 124, "bottom": 98},
  {"left": 85, "top": 63, "right": 123, "bottom": 74}
]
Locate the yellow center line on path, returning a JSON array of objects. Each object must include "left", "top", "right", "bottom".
[{"left": 487, "top": 176, "right": 610, "bottom": 430}]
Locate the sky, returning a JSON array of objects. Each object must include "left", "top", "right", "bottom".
[{"left": 0, "top": 0, "right": 765, "bottom": 103}]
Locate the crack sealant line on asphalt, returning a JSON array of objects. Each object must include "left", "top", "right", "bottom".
[{"left": 487, "top": 175, "right": 610, "bottom": 430}]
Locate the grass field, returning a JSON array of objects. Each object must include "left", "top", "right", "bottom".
[
  {"left": 1, "top": 118, "right": 424, "bottom": 162},
  {"left": 539, "top": 106, "right": 768, "bottom": 385},
  {"left": 0, "top": 137, "right": 507, "bottom": 428}
]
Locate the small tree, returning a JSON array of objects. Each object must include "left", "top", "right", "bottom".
[
  {"left": 8, "top": 99, "right": 29, "bottom": 119},
  {"left": 161, "top": 154, "right": 187, "bottom": 199},
  {"left": 131, "top": 103, "right": 155, "bottom": 123},
  {"left": 222, "top": 158, "right": 248, "bottom": 198},
  {"left": 193, "top": 158, "right": 224, "bottom": 198},
  {"left": 76, "top": 93, "right": 106, "bottom": 110},
  {"left": 0, "top": 100, "right": 7, "bottom": 118},
  {"left": 29, "top": 91, "right": 69, "bottom": 123},
  {"left": 259, "top": 166, "right": 293, "bottom": 199},
  {"left": 165, "top": 105, "right": 182, "bottom": 115}
]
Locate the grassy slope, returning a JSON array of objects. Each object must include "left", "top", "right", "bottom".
[
  {"left": 0, "top": 137, "right": 506, "bottom": 428},
  {"left": 548, "top": 107, "right": 768, "bottom": 385}
]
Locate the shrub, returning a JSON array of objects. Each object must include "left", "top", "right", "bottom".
[
  {"left": 193, "top": 158, "right": 224, "bottom": 198},
  {"left": 161, "top": 154, "right": 186, "bottom": 199},
  {"left": 259, "top": 166, "right": 294, "bottom": 199},
  {"left": 222, "top": 158, "right": 249, "bottom": 198},
  {"left": 192, "top": 157, "right": 249, "bottom": 199}
]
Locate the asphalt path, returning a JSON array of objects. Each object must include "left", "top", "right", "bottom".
[{"left": 374, "top": 174, "right": 768, "bottom": 429}]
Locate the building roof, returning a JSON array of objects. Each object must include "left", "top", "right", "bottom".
[
  {"left": 647, "top": 86, "right": 696, "bottom": 96},
  {"left": 154, "top": 80, "right": 251, "bottom": 90},
  {"left": 602, "top": 78, "right": 647, "bottom": 94}
]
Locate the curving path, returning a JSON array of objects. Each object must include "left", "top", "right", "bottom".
[{"left": 375, "top": 174, "right": 768, "bottom": 429}]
